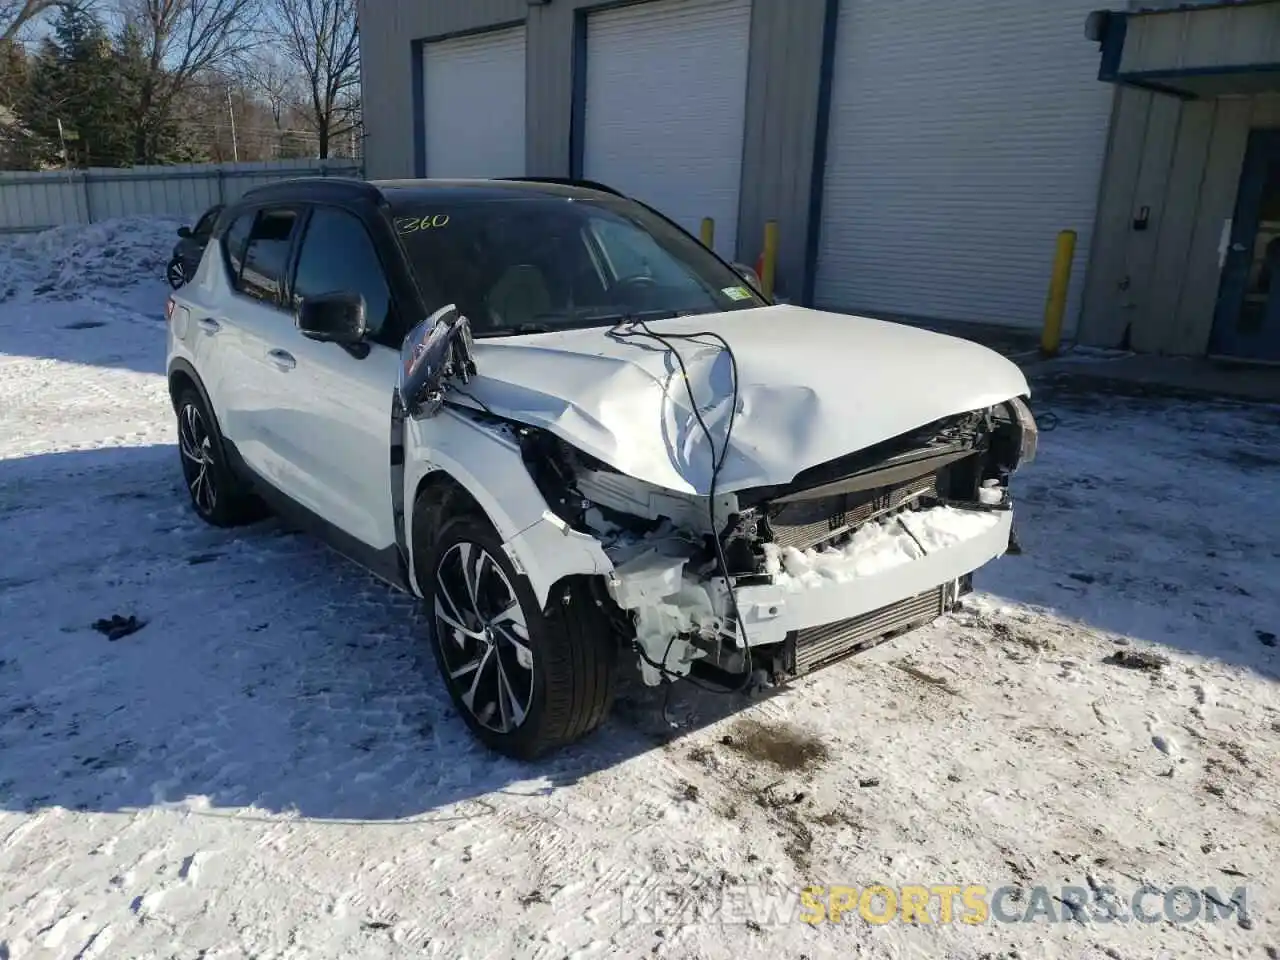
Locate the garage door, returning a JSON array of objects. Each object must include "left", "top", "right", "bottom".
[
  {"left": 815, "top": 0, "right": 1113, "bottom": 332},
  {"left": 583, "top": 0, "right": 751, "bottom": 261},
  {"left": 423, "top": 26, "right": 526, "bottom": 178}
]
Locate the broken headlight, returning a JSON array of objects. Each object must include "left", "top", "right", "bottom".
[{"left": 1004, "top": 396, "right": 1038, "bottom": 469}]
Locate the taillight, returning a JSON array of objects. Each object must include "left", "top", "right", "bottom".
[{"left": 165, "top": 297, "right": 176, "bottom": 322}]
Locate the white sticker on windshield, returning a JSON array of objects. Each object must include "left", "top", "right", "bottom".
[{"left": 722, "top": 286, "right": 753, "bottom": 301}]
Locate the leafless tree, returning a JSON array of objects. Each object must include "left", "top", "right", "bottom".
[
  {"left": 1, "top": 0, "right": 60, "bottom": 42},
  {"left": 272, "top": 0, "right": 357, "bottom": 158},
  {"left": 120, "top": 0, "right": 261, "bottom": 162},
  {"left": 245, "top": 49, "right": 297, "bottom": 131}
]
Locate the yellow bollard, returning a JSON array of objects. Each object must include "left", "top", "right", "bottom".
[
  {"left": 700, "top": 217, "right": 715, "bottom": 249},
  {"left": 761, "top": 219, "right": 779, "bottom": 301},
  {"left": 1040, "top": 230, "right": 1077, "bottom": 357}
]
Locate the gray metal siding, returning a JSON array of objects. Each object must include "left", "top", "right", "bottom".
[
  {"left": 1079, "top": 91, "right": 1280, "bottom": 354},
  {"left": 1120, "top": 3, "right": 1280, "bottom": 74},
  {"left": 739, "top": 0, "right": 829, "bottom": 295},
  {"left": 525, "top": 1, "right": 578, "bottom": 177}
]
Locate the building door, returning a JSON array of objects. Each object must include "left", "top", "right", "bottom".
[
  {"left": 422, "top": 26, "right": 526, "bottom": 178},
  {"left": 1211, "top": 130, "right": 1280, "bottom": 362},
  {"left": 814, "top": 0, "right": 1112, "bottom": 331},
  {"left": 581, "top": 0, "right": 751, "bottom": 262}
]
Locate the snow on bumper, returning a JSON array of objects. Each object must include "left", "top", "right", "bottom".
[{"left": 725, "top": 505, "right": 1013, "bottom": 648}]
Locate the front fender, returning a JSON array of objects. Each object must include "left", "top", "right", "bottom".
[{"left": 403, "top": 408, "right": 613, "bottom": 609}]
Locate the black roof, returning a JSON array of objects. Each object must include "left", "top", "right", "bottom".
[{"left": 237, "top": 176, "right": 628, "bottom": 208}]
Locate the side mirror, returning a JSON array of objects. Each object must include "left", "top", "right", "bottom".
[
  {"left": 297, "top": 291, "right": 367, "bottom": 344},
  {"left": 177, "top": 226, "right": 192, "bottom": 239},
  {"left": 398, "top": 303, "right": 477, "bottom": 419},
  {"left": 732, "top": 262, "right": 763, "bottom": 292}
]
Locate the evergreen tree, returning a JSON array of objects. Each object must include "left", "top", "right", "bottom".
[
  {"left": 0, "top": 37, "right": 27, "bottom": 109},
  {"left": 14, "top": 36, "right": 64, "bottom": 165},
  {"left": 0, "top": 38, "right": 36, "bottom": 169},
  {"left": 16, "top": 2, "right": 135, "bottom": 167}
]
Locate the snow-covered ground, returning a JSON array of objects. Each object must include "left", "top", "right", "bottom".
[{"left": 1, "top": 218, "right": 1278, "bottom": 960}]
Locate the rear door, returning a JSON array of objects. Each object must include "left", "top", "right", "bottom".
[
  {"left": 191, "top": 208, "right": 253, "bottom": 437},
  {"left": 274, "top": 204, "right": 402, "bottom": 550},
  {"left": 215, "top": 204, "right": 307, "bottom": 492}
]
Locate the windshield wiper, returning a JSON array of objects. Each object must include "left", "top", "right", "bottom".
[
  {"left": 480, "top": 310, "right": 693, "bottom": 337},
  {"left": 472, "top": 322, "right": 555, "bottom": 338},
  {"left": 580, "top": 308, "right": 681, "bottom": 326}
]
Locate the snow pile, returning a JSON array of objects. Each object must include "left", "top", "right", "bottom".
[
  {"left": 0, "top": 215, "right": 183, "bottom": 305},
  {"left": 763, "top": 504, "right": 1004, "bottom": 591}
]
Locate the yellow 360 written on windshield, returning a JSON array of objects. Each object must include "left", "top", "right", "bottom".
[{"left": 395, "top": 214, "right": 450, "bottom": 234}]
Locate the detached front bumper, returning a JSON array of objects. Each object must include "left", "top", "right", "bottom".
[{"left": 714, "top": 507, "right": 1013, "bottom": 651}]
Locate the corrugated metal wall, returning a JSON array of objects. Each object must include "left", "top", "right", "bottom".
[
  {"left": 739, "top": 0, "right": 829, "bottom": 301},
  {"left": 0, "top": 160, "right": 362, "bottom": 234},
  {"left": 1121, "top": 3, "right": 1280, "bottom": 73},
  {"left": 1081, "top": 92, "right": 1280, "bottom": 355}
]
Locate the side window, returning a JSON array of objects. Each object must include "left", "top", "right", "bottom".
[
  {"left": 292, "top": 207, "right": 393, "bottom": 338},
  {"left": 221, "top": 211, "right": 253, "bottom": 281},
  {"left": 240, "top": 208, "right": 299, "bottom": 305}
]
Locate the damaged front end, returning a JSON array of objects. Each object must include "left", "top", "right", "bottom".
[{"left": 516, "top": 398, "right": 1037, "bottom": 689}]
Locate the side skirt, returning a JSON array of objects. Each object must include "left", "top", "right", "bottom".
[{"left": 222, "top": 440, "right": 414, "bottom": 595}]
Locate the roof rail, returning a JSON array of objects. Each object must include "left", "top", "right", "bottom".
[
  {"left": 495, "top": 176, "right": 626, "bottom": 197},
  {"left": 240, "top": 176, "right": 379, "bottom": 201}
]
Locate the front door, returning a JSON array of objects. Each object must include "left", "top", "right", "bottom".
[
  {"left": 279, "top": 205, "right": 403, "bottom": 553},
  {"left": 1211, "top": 129, "right": 1280, "bottom": 362}
]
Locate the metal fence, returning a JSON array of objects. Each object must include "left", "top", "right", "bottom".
[{"left": 0, "top": 159, "right": 364, "bottom": 235}]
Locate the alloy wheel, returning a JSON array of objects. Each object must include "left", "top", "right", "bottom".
[
  {"left": 167, "top": 261, "right": 186, "bottom": 288},
  {"left": 178, "top": 402, "right": 217, "bottom": 516},
  {"left": 433, "top": 542, "right": 534, "bottom": 734}
]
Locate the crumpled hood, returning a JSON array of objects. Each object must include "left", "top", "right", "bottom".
[{"left": 457, "top": 304, "right": 1030, "bottom": 495}]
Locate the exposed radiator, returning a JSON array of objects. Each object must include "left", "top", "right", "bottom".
[
  {"left": 767, "top": 472, "right": 938, "bottom": 552},
  {"left": 790, "top": 586, "right": 947, "bottom": 676}
]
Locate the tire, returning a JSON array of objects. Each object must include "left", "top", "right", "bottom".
[
  {"left": 422, "top": 512, "right": 618, "bottom": 760},
  {"left": 174, "top": 386, "right": 265, "bottom": 528},
  {"left": 166, "top": 257, "right": 187, "bottom": 289}
]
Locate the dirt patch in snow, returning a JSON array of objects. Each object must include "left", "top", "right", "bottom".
[{"left": 721, "top": 718, "right": 830, "bottom": 772}]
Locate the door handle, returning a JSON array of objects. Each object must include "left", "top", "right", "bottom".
[
  {"left": 1232, "top": 242, "right": 1247, "bottom": 253},
  {"left": 197, "top": 317, "right": 221, "bottom": 334},
  {"left": 267, "top": 348, "right": 296, "bottom": 371}
]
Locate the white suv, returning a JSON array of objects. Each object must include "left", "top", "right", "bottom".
[{"left": 165, "top": 176, "right": 1038, "bottom": 759}]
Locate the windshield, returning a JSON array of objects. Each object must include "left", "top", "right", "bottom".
[{"left": 389, "top": 194, "right": 766, "bottom": 337}]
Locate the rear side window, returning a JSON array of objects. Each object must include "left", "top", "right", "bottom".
[
  {"left": 240, "top": 208, "right": 298, "bottom": 305},
  {"left": 222, "top": 212, "right": 253, "bottom": 280}
]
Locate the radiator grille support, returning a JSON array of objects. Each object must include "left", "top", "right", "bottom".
[
  {"left": 788, "top": 586, "right": 948, "bottom": 676},
  {"left": 767, "top": 473, "right": 938, "bottom": 553}
]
